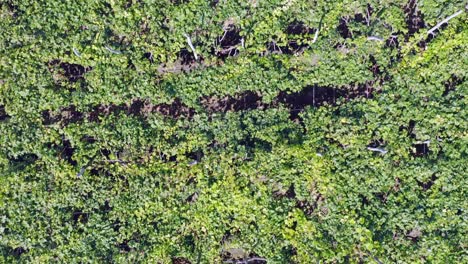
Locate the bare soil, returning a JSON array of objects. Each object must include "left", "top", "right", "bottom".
[
  {"left": 42, "top": 82, "right": 375, "bottom": 127},
  {"left": 404, "top": 0, "right": 425, "bottom": 39},
  {"left": 48, "top": 60, "right": 92, "bottom": 82}
]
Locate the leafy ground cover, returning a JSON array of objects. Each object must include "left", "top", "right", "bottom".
[{"left": 0, "top": 0, "right": 467, "bottom": 263}]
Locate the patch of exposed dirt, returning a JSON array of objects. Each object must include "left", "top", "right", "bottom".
[
  {"left": 42, "top": 105, "right": 84, "bottom": 126},
  {"left": 118, "top": 241, "right": 131, "bottom": 252},
  {"left": 0, "top": 105, "right": 10, "bottom": 121},
  {"left": 71, "top": 210, "right": 89, "bottom": 224},
  {"left": 178, "top": 49, "right": 197, "bottom": 65},
  {"left": 172, "top": 257, "right": 191, "bottom": 264},
  {"left": 201, "top": 91, "right": 266, "bottom": 112},
  {"left": 170, "top": 0, "right": 189, "bottom": 5},
  {"left": 360, "top": 194, "right": 370, "bottom": 206},
  {"left": 273, "top": 183, "right": 296, "bottom": 199},
  {"left": 44, "top": 99, "right": 195, "bottom": 125},
  {"left": 337, "top": 5, "right": 373, "bottom": 39},
  {"left": 61, "top": 105, "right": 84, "bottom": 125},
  {"left": 60, "top": 138, "right": 77, "bottom": 166},
  {"left": 375, "top": 192, "right": 388, "bottom": 203},
  {"left": 212, "top": 25, "right": 242, "bottom": 59},
  {"left": 404, "top": 0, "right": 425, "bottom": 39},
  {"left": 406, "top": 228, "right": 422, "bottom": 242},
  {"left": 48, "top": 60, "right": 92, "bottom": 82},
  {"left": 209, "top": 83, "right": 373, "bottom": 115},
  {"left": 153, "top": 99, "right": 195, "bottom": 118},
  {"left": 399, "top": 120, "right": 416, "bottom": 138},
  {"left": 296, "top": 199, "right": 317, "bottom": 215},
  {"left": 417, "top": 173, "right": 438, "bottom": 191},
  {"left": 272, "top": 181, "right": 324, "bottom": 216},
  {"left": 412, "top": 142, "right": 430, "bottom": 157},
  {"left": 266, "top": 40, "right": 309, "bottom": 55},
  {"left": 222, "top": 248, "right": 267, "bottom": 264},
  {"left": 157, "top": 49, "right": 217, "bottom": 74},
  {"left": 369, "top": 55, "right": 383, "bottom": 77},
  {"left": 11, "top": 247, "right": 27, "bottom": 257},
  {"left": 368, "top": 139, "right": 386, "bottom": 149},
  {"left": 386, "top": 35, "right": 400, "bottom": 49},
  {"left": 9, "top": 153, "right": 38, "bottom": 169},
  {"left": 278, "top": 86, "right": 340, "bottom": 109},
  {"left": 43, "top": 81, "right": 375, "bottom": 127},
  {"left": 42, "top": 110, "right": 60, "bottom": 125},
  {"left": 286, "top": 21, "right": 315, "bottom": 35},
  {"left": 43, "top": 138, "right": 77, "bottom": 169},
  {"left": 87, "top": 103, "right": 126, "bottom": 122},
  {"left": 281, "top": 245, "right": 298, "bottom": 263},
  {"left": 81, "top": 135, "right": 97, "bottom": 144},
  {"left": 210, "top": 0, "right": 219, "bottom": 7},
  {"left": 1, "top": 2, "right": 21, "bottom": 19},
  {"left": 143, "top": 52, "right": 154, "bottom": 63},
  {"left": 278, "top": 83, "right": 374, "bottom": 119},
  {"left": 99, "top": 200, "right": 112, "bottom": 214},
  {"left": 46, "top": 137, "right": 77, "bottom": 166},
  {"left": 297, "top": 192, "right": 324, "bottom": 216},
  {"left": 337, "top": 17, "right": 353, "bottom": 39},
  {"left": 358, "top": 4, "right": 374, "bottom": 24},
  {"left": 264, "top": 21, "right": 318, "bottom": 56},
  {"left": 185, "top": 192, "right": 198, "bottom": 203},
  {"left": 443, "top": 74, "right": 464, "bottom": 96}
]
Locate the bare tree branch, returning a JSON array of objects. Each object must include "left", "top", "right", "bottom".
[
  {"left": 223, "top": 257, "right": 267, "bottom": 264},
  {"left": 219, "top": 30, "right": 228, "bottom": 43},
  {"left": 77, "top": 167, "right": 85, "bottom": 178},
  {"left": 105, "top": 46, "right": 122, "bottom": 54},
  {"left": 246, "top": 258, "right": 267, "bottom": 263},
  {"left": 312, "top": 11, "right": 327, "bottom": 44},
  {"left": 183, "top": 33, "right": 198, "bottom": 60},
  {"left": 427, "top": 8, "right": 465, "bottom": 36},
  {"left": 73, "top": 47, "right": 81, "bottom": 57},
  {"left": 367, "top": 147, "right": 388, "bottom": 154},
  {"left": 367, "top": 36, "right": 384, "bottom": 42},
  {"left": 312, "top": 28, "right": 319, "bottom": 43}
]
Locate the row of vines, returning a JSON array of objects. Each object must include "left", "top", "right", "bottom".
[{"left": 0, "top": 0, "right": 467, "bottom": 263}]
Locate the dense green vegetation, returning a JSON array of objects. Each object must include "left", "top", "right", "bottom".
[{"left": 0, "top": 0, "right": 467, "bottom": 263}]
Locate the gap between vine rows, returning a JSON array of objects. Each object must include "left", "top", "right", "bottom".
[{"left": 41, "top": 81, "right": 377, "bottom": 127}]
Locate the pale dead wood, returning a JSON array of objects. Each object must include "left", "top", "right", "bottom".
[
  {"left": 367, "top": 36, "right": 384, "bottom": 42},
  {"left": 427, "top": 8, "right": 465, "bottom": 36},
  {"left": 183, "top": 33, "right": 198, "bottom": 60}
]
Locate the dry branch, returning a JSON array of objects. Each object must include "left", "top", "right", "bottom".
[
  {"left": 427, "top": 8, "right": 465, "bottom": 36},
  {"left": 312, "top": 28, "right": 319, "bottom": 43},
  {"left": 367, "top": 36, "right": 384, "bottom": 42},
  {"left": 183, "top": 33, "right": 198, "bottom": 60},
  {"left": 105, "top": 46, "right": 122, "bottom": 54},
  {"left": 367, "top": 147, "right": 388, "bottom": 154},
  {"left": 223, "top": 257, "right": 267, "bottom": 264}
]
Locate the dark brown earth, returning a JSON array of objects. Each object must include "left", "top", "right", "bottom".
[
  {"left": 404, "top": 0, "right": 425, "bottom": 38},
  {"left": 212, "top": 24, "right": 242, "bottom": 59},
  {"left": 0, "top": 105, "right": 10, "bottom": 121},
  {"left": 48, "top": 60, "right": 93, "bottom": 82},
  {"left": 41, "top": 81, "right": 376, "bottom": 127}
]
